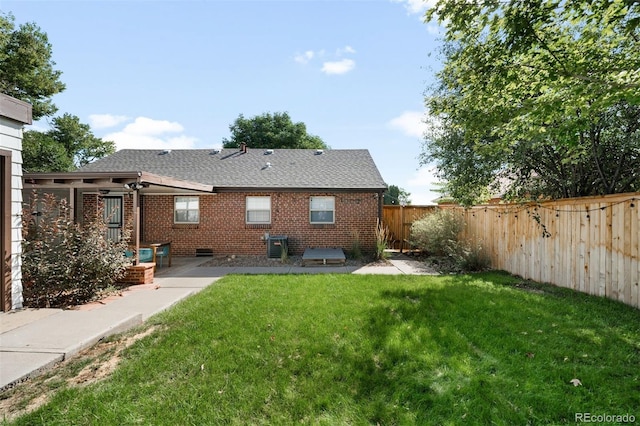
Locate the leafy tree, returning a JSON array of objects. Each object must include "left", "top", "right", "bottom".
[
  {"left": 383, "top": 184, "right": 411, "bottom": 205},
  {"left": 22, "top": 131, "right": 73, "bottom": 172},
  {"left": 23, "top": 114, "right": 115, "bottom": 172},
  {"left": 421, "top": 121, "right": 501, "bottom": 206},
  {"left": 430, "top": 181, "right": 469, "bottom": 205},
  {"left": 222, "top": 112, "right": 329, "bottom": 150},
  {"left": 422, "top": 1, "right": 640, "bottom": 205},
  {"left": 0, "top": 13, "right": 65, "bottom": 120}
]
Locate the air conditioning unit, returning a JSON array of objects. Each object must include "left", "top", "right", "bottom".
[{"left": 267, "top": 236, "right": 288, "bottom": 258}]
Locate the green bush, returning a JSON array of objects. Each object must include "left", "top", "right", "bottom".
[
  {"left": 409, "top": 209, "right": 464, "bottom": 256},
  {"left": 450, "top": 237, "right": 491, "bottom": 272},
  {"left": 22, "top": 192, "right": 132, "bottom": 308},
  {"left": 410, "top": 209, "right": 490, "bottom": 272}
]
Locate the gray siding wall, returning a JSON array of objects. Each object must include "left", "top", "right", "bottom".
[{"left": 0, "top": 116, "right": 24, "bottom": 309}]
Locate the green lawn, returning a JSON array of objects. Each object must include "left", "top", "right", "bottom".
[{"left": 8, "top": 272, "right": 640, "bottom": 425}]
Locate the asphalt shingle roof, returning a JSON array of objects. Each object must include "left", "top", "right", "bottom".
[{"left": 78, "top": 148, "right": 387, "bottom": 190}]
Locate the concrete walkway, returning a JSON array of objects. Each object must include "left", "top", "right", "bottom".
[{"left": 0, "top": 254, "right": 433, "bottom": 390}]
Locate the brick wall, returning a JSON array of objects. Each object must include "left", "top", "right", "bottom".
[
  {"left": 82, "top": 193, "right": 98, "bottom": 224},
  {"left": 82, "top": 193, "right": 134, "bottom": 236},
  {"left": 118, "top": 263, "right": 154, "bottom": 285},
  {"left": 140, "top": 191, "right": 381, "bottom": 256}
]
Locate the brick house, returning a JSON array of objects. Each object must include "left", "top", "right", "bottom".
[{"left": 23, "top": 147, "right": 386, "bottom": 259}]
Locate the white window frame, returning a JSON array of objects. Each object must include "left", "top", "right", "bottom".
[
  {"left": 246, "top": 196, "right": 271, "bottom": 224},
  {"left": 310, "top": 196, "right": 335, "bottom": 224},
  {"left": 174, "top": 196, "right": 200, "bottom": 224}
]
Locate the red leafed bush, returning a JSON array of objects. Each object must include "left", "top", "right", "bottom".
[{"left": 22, "top": 192, "right": 132, "bottom": 308}]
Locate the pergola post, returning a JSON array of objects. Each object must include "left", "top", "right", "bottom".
[
  {"left": 133, "top": 187, "right": 140, "bottom": 264},
  {"left": 68, "top": 187, "right": 75, "bottom": 221}
]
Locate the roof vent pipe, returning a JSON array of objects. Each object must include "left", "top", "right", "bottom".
[{"left": 240, "top": 142, "right": 247, "bottom": 153}]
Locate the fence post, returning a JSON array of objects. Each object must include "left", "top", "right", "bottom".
[{"left": 400, "top": 204, "right": 404, "bottom": 253}]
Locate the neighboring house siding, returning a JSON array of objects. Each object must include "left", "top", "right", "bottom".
[
  {"left": 140, "top": 192, "right": 380, "bottom": 256},
  {"left": 1, "top": 94, "right": 31, "bottom": 311},
  {"left": 0, "top": 117, "right": 24, "bottom": 310}
]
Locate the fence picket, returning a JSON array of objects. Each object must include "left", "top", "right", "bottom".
[{"left": 632, "top": 201, "right": 640, "bottom": 308}]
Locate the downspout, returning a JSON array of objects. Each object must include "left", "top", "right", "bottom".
[{"left": 377, "top": 189, "right": 384, "bottom": 224}]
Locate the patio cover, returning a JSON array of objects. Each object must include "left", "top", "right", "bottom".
[{"left": 23, "top": 171, "right": 214, "bottom": 264}]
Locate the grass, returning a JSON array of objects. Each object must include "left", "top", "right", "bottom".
[{"left": 5, "top": 272, "right": 640, "bottom": 425}]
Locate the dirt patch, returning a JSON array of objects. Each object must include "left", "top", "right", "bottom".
[
  {"left": 512, "top": 281, "right": 547, "bottom": 294},
  {"left": 70, "top": 326, "right": 158, "bottom": 387},
  {"left": 402, "top": 252, "right": 459, "bottom": 274},
  {"left": 0, "top": 325, "right": 160, "bottom": 422}
]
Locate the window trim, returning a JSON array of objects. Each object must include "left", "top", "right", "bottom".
[
  {"left": 174, "top": 196, "right": 200, "bottom": 224},
  {"left": 309, "top": 196, "right": 335, "bottom": 224},
  {"left": 246, "top": 196, "right": 271, "bottom": 224}
]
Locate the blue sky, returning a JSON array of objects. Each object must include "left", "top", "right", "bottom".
[{"left": 4, "top": 0, "right": 443, "bottom": 204}]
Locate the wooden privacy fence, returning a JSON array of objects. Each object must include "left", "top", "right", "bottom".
[
  {"left": 382, "top": 205, "right": 436, "bottom": 251},
  {"left": 382, "top": 192, "right": 640, "bottom": 309}
]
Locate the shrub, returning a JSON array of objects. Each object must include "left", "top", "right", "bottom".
[
  {"left": 450, "top": 238, "right": 491, "bottom": 272},
  {"left": 410, "top": 209, "right": 491, "bottom": 272},
  {"left": 350, "top": 230, "right": 363, "bottom": 260},
  {"left": 409, "top": 209, "right": 464, "bottom": 256},
  {"left": 22, "top": 192, "right": 132, "bottom": 308},
  {"left": 280, "top": 239, "right": 289, "bottom": 263}
]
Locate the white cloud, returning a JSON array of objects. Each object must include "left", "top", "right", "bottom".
[
  {"left": 122, "top": 117, "right": 184, "bottom": 136},
  {"left": 294, "top": 47, "right": 355, "bottom": 74},
  {"left": 388, "top": 110, "right": 427, "bottom": 138},
  {"left": 102, "top": 117, "right": 198, "bottom": 151},
  {"left": 89, "top": 114, "right": 129, "bottom": 129},
  {"left": 321, "top": 59, "right": 356, "bottom": 75},
  {"left": 392, "top": 0, "right": 437, "bottom": 15},
  {"left": 294, "top": 50, "right": 315, "bottom": 64},
  {"left": 336, "top": 45, "right": 356, "bottom": 56}
]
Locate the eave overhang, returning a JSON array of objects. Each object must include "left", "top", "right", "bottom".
[
  {"left": 211, "top": 185, "right": 387, "bottom": 193},
  {"left": 23, "top": 171, "right": 214, "bottom": 193}
]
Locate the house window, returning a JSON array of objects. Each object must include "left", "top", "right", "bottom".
[
  {"left": 174, "top": 196, "right": 199, "bottom": 223},
  {"left": 246, "top": 196, "right": 271, "bottom": 224},
  {"left": 310, "top": 196, "right": 335, "bottom": 224}
]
